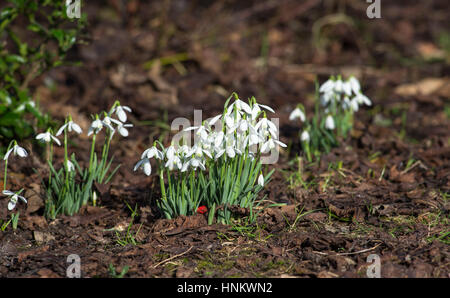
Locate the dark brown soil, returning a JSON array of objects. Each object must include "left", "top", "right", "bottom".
[{"left": 0, "top": 0, "right": 449, "bottom": 278}]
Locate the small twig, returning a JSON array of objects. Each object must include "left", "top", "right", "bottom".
[
  {"left": 153, "top": 246, "right": 193, "bottom": 268},
  {"left": 400, "top": 160, "right": 427, "bottom": 175},
  {"left": 313, "top": 243, "right": 382, "bottom": 256}
]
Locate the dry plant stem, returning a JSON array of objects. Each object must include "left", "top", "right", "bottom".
[
  {"left": 313, "top": 242, "right": 382, "bottom": 256},
  {"left": 153, "top": 246, "right": 194, "bottom": 268}
]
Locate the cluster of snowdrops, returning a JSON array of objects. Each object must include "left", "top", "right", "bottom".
[{"left": 1, "top": 76, "right": 371, "bottom": 228}]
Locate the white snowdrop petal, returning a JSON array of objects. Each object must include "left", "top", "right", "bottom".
[
  {"left": 258, "top": 104, "right": 275, "bottom": 113},
  {"left": 208, "top": 114, "right": 222, "bottom": 126},
  {"left": 325, "top": 115, "right": 335, "bottom": 130},
  {"left": 51, "top": 135, "right": 61, "bottom": 146},
  {"left": 119, "top": 127, "right": 129, "bottom": 137},
  {"left": 117, "top": 109, "right": 127, "bottom": 122},
  {"left": 143, "top": 161, "right": 151, "bottom": 176},
  {"left": 17, "top": 147, "right": 28, "bottom": 157},
  {"left": 258, "top": 174, "right": 264, "bottom": 187},
  {"left": 8, "top": 200, "right": 16, "bottom": 211},
  {"left": 2, "top": 190, "right": 15, "bottom": 196},
  {"left": 55, "top": 124, "right": 67, "bottom": 136},
  {"left": 301, "top": 131, "right": 310, "bottom": 142},
  {"left": 72, "top": 123, "right": 83, "bottom": 134}
]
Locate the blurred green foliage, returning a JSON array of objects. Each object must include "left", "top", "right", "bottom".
[{"left": 0, "top": 0, "right": 86, "bottom": 152}]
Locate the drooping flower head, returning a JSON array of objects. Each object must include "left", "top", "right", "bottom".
[{"left": 3, "top": 141, "right": 28, "bottom": 160}]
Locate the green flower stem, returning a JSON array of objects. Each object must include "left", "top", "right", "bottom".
[
  {"left": 48, "top": 142, "right": 53, "bottom": 186},
  {"left": 89, "top": 133, "right": 96, "bottom": 172},
  {"left": 3, "top": 141, "right": 14, "bottom": 190},
  {"left": 63, "top": 125, "right": 70, "bottom": 192}
]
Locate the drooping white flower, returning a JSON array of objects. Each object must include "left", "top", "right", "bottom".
[
  {"left": 186, "top": 144, "right": 212, "bottom": 159},
  {"left": 184, "top": 125, "right": 209, "bottom": 142},
  {"left": 301, "top": 130, "right": 310, "bottom": 142},
  {"left": 238, "top": 119, "right": 250, "bottom": 132},
  {"left": 3, "top": 144, "right": 28, "bottom": 160},
  {"left": 36, "top": 131, "right": 61, "bottom": 146},
  {"left": 353, "top": 93, "right": 372, "bottom": 106},
  {"left": 134, "top": 158, "right": 151, "bottom": 176},
  {"left": 112, "top": 105, "right": 132, "bottom": 122},
  {"left": 251, "top": 103, "right": 275, "bottom": 120},
  {"left": 255, "top": 118, "right": 277, "bottom": 134},
  {"left": 87, "top": 119, "right": 103, "bottom": 136},
  {"left": 320, "top": 92, "right": 333, "bottom": 107},
  {"left": 177, "top": 145, "right": 191, "bottom": 157},
  {"left": 248, "top": 125, "right": 263, "bottom": 146},
  {"left": 319, "top": 79, "right": 335, "bottom": 94},
  {"left": 258, "top": 173, "right": 264, "bottom": 187},
  {"left": 348, "top": 77, "right": 361, "bottom": 94},
  {"left": 102, "top": 115, "right": 122, "bottom": 132},
  {"left": 56, "top": 120, "right": 83, "bottom": 136},
  {"left": 165, "top": 154, "right": 182, "bottom": 171},
  {"left": 342, "top": 81, "right": 353, "bottom": 96},
  {"left": 116, "top": 123, "right": 133, "bottom": 137},
  {"left": 66, "top": 160, "right": 75, "bottom": 172},
  {"left": 141, "top": 146, "right": 164, "bottom": 160},
  {"left": 289, "top": 107, "right": 305, "bottom": 122},
  {"left": 181, "top": 157, "right": 206, "bottom": 172},
  {"left": 334, "top": 79, "right": 343, "bottom": 93},
  {"left": 228, "top": 99, "right": 252, "bottom": 115},
  {"left": 325, "top": 115, "right": 335, "bottom": 130},
  {"left": 261, "top": 138, "right": 287, "bottom": 153},
  {"left": 2, "top": 190, "right": 27, "bottom": 211},
  {"left": 350, "top": 97, "right": 359, "bottom": 111}
]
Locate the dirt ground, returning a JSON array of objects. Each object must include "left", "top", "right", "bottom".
[{"left": 0, "top": 0, "right": 449, "bottom": 278}]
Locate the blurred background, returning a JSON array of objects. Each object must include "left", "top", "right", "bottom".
[{"left": 1, "top": 0, "right": 449, "bottom": 149}]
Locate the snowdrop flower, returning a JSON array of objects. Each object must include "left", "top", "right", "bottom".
[
  {"left": 319, "top": 79, "right": 335, "bottom": 94},
  {"left": 87, "top": 118, "right": 103, "bottom": 136},
  {"left": 187, "top": 144, "right": 212, "bottom": 159},
  {"left": 36, "top": 131, "right": 61, "bottom": 146},
  {"left": 353, "top": 93, "right": 372, "bottom": 106},
  {"left": 248, "top": 125, "right": 263, "bottom": 146},
  {"left": 301, "top": 130, "right": 310, "bottom": 142},
  {"left": 350, "top": 97, "right": 359, "bottom": 111},
  {"left": 116, "top": 123, "right": 133, "bottom": 137},
  {"left": 258, "top": 173, "right": 264, "bottom": 187},
  {"left": 102, "top": 115, "right": 122, "bottom": 132},
  {"left": 213, "top": 131, "right": 225, "bottom": 149},
  {"left": 184, "top": 125, "right": 209, "bottom": 142},
  {"left": 334, "top": 79, "right": 343, "bottom": 93},
  {"left": 289, "top": 107, "right": 305, "bottom": 122},
  {"left": 261, "top": 138, "right": 287, "bottom": 153},
  {"left": 320, "top": 92, "right": 333, "bottom": 107},
  {"left": 228, "top": 99, "right": 252, "bottom": 115},
  {"left": 238, "top": 119, "right": 250, "bottom": 132},
  {"left": 325, "top": 115, "right": 335, "bottom": 130},
  {"left": 2, "top": 190, "right": 27, "bottom": 211},
  {"left": 134, "top": 158, "right": 151, "bottom": 176},
  {"left": 165, "top": 146, "right": 177, "bottom": 160},
  {"left": 3, "top": 144, "right": 28, "bottom": 160},
  {"left": 251, "top": 102, "right": 275, "bottom": 120},
  {"left": 165, "top": 154, "right": 182, "bottom": 171},
  {"left": 177, "top": 145, "right": 191, "bottom": 157},
  {"left": 141, "top": 146, "right": 164, "bottom": 160},
  {"left": 255, "top": 118, "right": 277, "bottom": 135},
  {"left": 112, "top": 105, "right": 132, "bottom": 122},
  {"left": 348, "top": 77, "right": 360, "bottom": 94},
  {"left": 342, "top": 81, "right": 353, "bottom": 96},
  {"left": 181, "top": 157, "right": 205, "bottom": 172},
  {"left": 56, "top": 120, "right": 82, "bottom": 136},
  {"left": 66, "top": 160, "right": 75, "bottom": 172}
]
